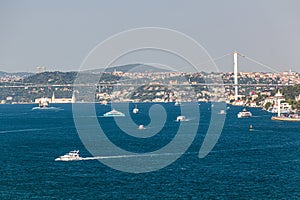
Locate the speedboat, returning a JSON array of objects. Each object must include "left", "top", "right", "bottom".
[
  {"left": 237, "top": 108, "right": 252, "bottom": 118},
  {"left": 174, "top": 101, "right": 181, "bottom": 106},
  {"left": 138, "top": 125, "right": 145, "bottom": 130},
  {"left": 176, "top": 116, "right": 187, "bottom": 122},
  {"left": 218, "top": 110, "right": 226, "bottom": 115},
  {"left": 55, "top": 150, "right": 82, "bottom": 161},
  {"left": 103, "top": 109, "right": 125, "bottom": 117}
]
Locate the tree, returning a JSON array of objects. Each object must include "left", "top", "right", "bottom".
[{"left": 264, "top": 102, "right": 272, "bottom": 110}]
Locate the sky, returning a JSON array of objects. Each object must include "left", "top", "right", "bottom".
[{"left": 0, "top": 0, "right": 300, "bottom": 72}]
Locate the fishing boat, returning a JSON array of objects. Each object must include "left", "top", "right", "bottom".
[
  {"left": 103, "top": 109, "right": 125, "bottom": 117},
  {"left": 237, "top": 108, "right": 252, "bottom": 118}
]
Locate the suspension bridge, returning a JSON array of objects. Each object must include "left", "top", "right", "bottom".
[{"left": 0, "top": 52, "right": 292, "bottom": 97}]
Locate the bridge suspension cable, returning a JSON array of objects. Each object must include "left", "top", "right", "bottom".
[{"left": 238, "top": 52, "right": 279, "bottom": 73}]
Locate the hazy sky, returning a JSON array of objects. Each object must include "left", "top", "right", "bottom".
[{"left": 0, "top": 0, "right": 299, "bottom": 72}]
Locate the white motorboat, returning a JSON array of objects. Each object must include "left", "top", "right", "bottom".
[
  {"left": 138, "top": 125, "right": 145, "bottom": 130},
  {"left": 176, "top": 116, "right": 187, "bottom": 122},
  {"left": 237, "top": 108, "right": 252, "bottom": 118},
  {"left": 55, "top": 150, "right": 82, "bottom": 161},
  {"left": 174, "top": 101, "right": 181, "bottom": 106},
  {"left": 218, "top": 110, "right": 226, "bottom": 115},
  {"left": 103, "top": 109, "right": 125, "bottom": 117}
]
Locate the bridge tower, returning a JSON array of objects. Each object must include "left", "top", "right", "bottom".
[{"left": 233, "top": 51, "right": 238, "bottom": 100}]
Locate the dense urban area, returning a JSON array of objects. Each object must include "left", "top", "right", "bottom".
[{"left": 1, "top": 69, "right": 300, "bottom": 110}]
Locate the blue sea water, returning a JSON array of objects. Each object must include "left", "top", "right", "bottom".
[{"left": 0, "top": 103, "right": 299, "bottom": 199}]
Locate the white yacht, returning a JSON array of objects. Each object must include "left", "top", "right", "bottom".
[
  {"left": 103, "top": 109, "right": 125, "bottom": 117},
  {"left": 55, "top": 150, "right": 82, "bottom": 161},
  {"left": 237, "top": 108, "right": 252, "bottom": 118}
]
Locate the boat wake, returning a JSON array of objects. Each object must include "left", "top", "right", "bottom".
[
  {"left": 58, "top": 151, "right": 199, "bottom": 161},
  {"left": 0, "top": 128, "right": 44, "bottom": 134}
]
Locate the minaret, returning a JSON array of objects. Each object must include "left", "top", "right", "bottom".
[
  {"left": 52, "top": 92, "right": 55, "bottom": 103},
  {"left": 275, "top": 90, "right": 282, "bottom": 117},
  {"left": 233, "top": 51, "right": 238, "bottom": 100},
  {"left": 72, "top": 91, "right": 76, "bottom": 103}
]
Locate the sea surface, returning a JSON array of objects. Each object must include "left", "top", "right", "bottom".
[{"left": 0, "top": 103, "right": 299, "bottom": 199}]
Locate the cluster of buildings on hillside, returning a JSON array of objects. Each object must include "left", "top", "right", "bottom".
[
  {"left": 1, "top": 71, "right": 300, "bottom": 108},
  {"left": 96, "top": 71, "right": 300, "bottom": 105},
  {"left": 0, "top": 75, "right": 23, "bottom": 83}
]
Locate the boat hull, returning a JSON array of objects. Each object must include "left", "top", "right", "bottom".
[{"left": 271, "top": 116, "right": 300, "bottom": 122}]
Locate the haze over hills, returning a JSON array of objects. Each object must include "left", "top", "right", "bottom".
[
  {"left": 85, "top": 63, "right": 172, "bottom": 73},
  {"left": 0, "top": 71, "right": 33, "bottom": 77},
  {"left": 0, "top": 63, "right": 172, "bottom": 76}
]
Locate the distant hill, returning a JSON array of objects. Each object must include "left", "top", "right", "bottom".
[
  {"left": 0, "top": 71, "right": 33, "bottom": 77},
  {"left": 23, "top": 71, "right": 78, "bottom": 84},
  {"left": 22, "top": 71, "right": 121, "bottom": 85},
  {"left": 87, "top": 63, "right": 172, "bottom": 73}
]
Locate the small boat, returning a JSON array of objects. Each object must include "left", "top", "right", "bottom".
[
  {"left": 176, "top": 116, "right": 187, "bottom": 122},
  {"left": 138, "top": 125, "right": 145, "bottom": 130},
  {"left": 174, "top": 101, "right": 181, "bottom": 106},
  {"left": 218, "top": 110, "right": 226, "bottom": 115},
  {"left": 103, "top": 109, "right": 125, "bottom": 117},
  {"left": 55, "top": 150, "right": 82, "bottom": 161},
  {"left": 133, "top": 105, "right": 139, "bottom": 114},
  {"left": 237, "top": 108, "right": 252, "bottom": 118},
  {"left": 249, "top": 124, "right": 253, "bottom": 131}
]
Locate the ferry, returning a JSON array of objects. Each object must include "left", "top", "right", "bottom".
[
  {"left": 55, "top": 150, "right": 82, "bottom": 161},
  {"left": 237, "top": 108, "right": 252, "bottom": 118},
  {"left": 32, "top": 97, "right": 60, "bottom": 110},
  {"left": 103, "top": 109, "right": 125, "bottom": 117}
]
